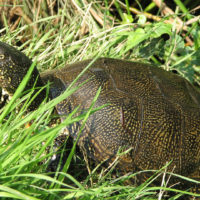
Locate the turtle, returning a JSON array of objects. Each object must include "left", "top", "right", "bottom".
[{"left": 0, "top": 41, "right": 200, "bottom": 187}]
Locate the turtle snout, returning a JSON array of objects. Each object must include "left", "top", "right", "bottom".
[{"left": 0, "top": 42, "right": 15, "bottom": 77}]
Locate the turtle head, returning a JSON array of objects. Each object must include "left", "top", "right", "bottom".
[{"left": 0, "top": 41, "right": 46, "bottom": 110}]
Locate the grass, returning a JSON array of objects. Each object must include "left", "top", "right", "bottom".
[{"left": 0, "top": 0, "right": 200, "bottom": 199}]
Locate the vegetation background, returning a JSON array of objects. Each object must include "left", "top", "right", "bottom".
[{"left": 0, "top": 0, "right": 200, "bottom": 199}]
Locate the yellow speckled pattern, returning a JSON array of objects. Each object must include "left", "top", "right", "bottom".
[
  {"left": 39, "top": 58, "right": 200, "bottom": 182},
  {"left": 41, "top": 58, "right": 200, "bottom": 178},
  {"left": 0, "top": 42, "right": 200, "bottom": 185}
]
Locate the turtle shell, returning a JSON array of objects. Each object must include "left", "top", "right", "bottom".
[{"left": 41, "top": 58, "right": 200, "bottom": 177}]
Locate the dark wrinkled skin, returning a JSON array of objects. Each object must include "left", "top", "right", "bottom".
[{"left": 0, "top": 42, "right": 200, "bottom": 195}]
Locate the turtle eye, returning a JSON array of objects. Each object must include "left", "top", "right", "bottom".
[{"left": 0, "top": 54, "right": 5, "bottom": 60}]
